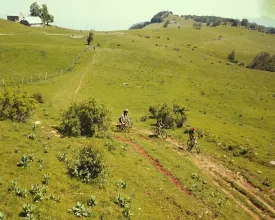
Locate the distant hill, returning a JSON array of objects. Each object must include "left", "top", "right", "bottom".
[
  {"left": 129, "top": 11, "right": 172, "bottom": 30},
  {"left": 129, "top": 11, "right": 275, "bottom": 34}
]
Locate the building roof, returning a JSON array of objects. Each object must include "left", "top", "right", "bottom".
[
  {"left": 24, "top": 16, "right": 42, "bottom": 24},
  {"left": 7, "top": 12, "right": 24, "bottom": 17},
  {"left": 7, "top": 14, "right": 20, "bottom": 17}
]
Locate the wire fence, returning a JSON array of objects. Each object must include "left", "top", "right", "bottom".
[{"left": 0, "top": 45, "right": 93, "bottom": 88}]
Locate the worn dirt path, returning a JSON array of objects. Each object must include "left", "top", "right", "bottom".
[
  {"left": 74, "top": 51, "right": 98, "bottom": 99},
  {"left": 118, "top": 128, "right": 275, "bottom": 220}
]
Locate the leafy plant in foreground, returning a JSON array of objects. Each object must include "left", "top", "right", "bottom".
[
  {"left": 114, "top": 194, "right": 131, "bottom": 208},
  {"left": 0, "top": 212, "right": 5, "bottom": 220},
  {"left": 42, "top": 174, "right": 50, "bottom": 185},
  {"left": 57, "top": 152, "right": 68, "bottom": 163},
  {"left": 116, "top": 180, "right": 127, "bottom": 189},
  {"left": 21, "top": 204, "right": 36, "bottom": 220},
  {"left": 87, "top": 196, "right": 97, "bottom": 207},
  {"left": 17, "top": 155, "right": 34, "bottom": 168},
  {"left": 68, "top": 202, "right": 91, "bottom": 217},
  {"left": 37, "top": 159, "right": 44, "bottom": 170},
  {"left": 8, "top": 181, "right": 28, "bottom": 198},
  {"left": 122, "top": 207, "right": 133, "bottom": 220},
  {"left": 27, "top": 133, "right": 36, "bottom": 140},
  {"left": 30, "top": 184, "right": 48, "bottom": 202},
  {"left": 48, "top": 193, "right": 61, "bottom": 202},
  {"left": 114, "top": 194, "right": 133, "bottom": 219}
]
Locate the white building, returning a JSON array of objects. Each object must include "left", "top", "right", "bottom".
[
  {"left": 20, "top": 16, "right": 43, "bottom": 27},
  {"left": 7, "top": 12, "right": 24, "bottom": 22}
]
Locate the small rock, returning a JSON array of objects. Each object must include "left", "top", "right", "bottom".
[
  {"left": 269, "top": 161, "right": 275, "bottom": 166},
  {"left": 34, "top": 121, "right": 41, "bottom": 125},
  {"left": 257, "top": 171, "right": 261, "bottom": 174}
]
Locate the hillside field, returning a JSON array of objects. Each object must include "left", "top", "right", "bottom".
[{"left": 0, "top": 15, "right": 275, "bottom": 219}]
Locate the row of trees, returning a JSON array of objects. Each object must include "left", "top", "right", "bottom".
[
  {"left": 30, "top": 1, "right": 54, "bottom": 25},
  {"left": 151, "top": 11, "right": 173, "bottom": 23},
  {"left": 184, "top": 15, "right": 275, "bottom": 34}
]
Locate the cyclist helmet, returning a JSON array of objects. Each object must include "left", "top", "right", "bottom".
[
  {"left": 124, "top": 109, "right": 129, "bottom": 113},
  {"left": 191, "top": 128, "right": 195, "bottom": 131}
]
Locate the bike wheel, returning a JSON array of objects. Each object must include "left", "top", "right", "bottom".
[
  {"left": 153, "top": 128, "right": 159, "bottom": 136},
  {"left": 116, "top": 125, "right": 122, "bottom": 132},
  {"left": 161, "top": 130, "right": 167, "bottom": 139},
  {"left": 187, "top": 140, "right": 192, "bottom": 152},
  {"left": 195, "top": 144, "right": 200, "bottom": 154}
]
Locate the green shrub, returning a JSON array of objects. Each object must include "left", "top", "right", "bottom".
[
  {"left": 262, "top": 177, "right": 271, "bottom": 187},
  {"left": 87, "top": 30, "right": 94, "bottom": 46},
  {"left": 249, "top": 52, "right": 275, "bottom": 72},
  {"left": 32, "top": 92, "right": 44, "bottom": 103},
  {"left": 149, "top": 103, "right": 188, "bottom": 128},
  {"left": 0, "top": 88, "right": 36, "bottom": 122},
  {"left": 228, "top": 50, "right": 236, "bottom": 62},
  {"left": 68, "top": 145, "right": 107, "bottom": 184},
  {"left": 60, "top": 98, "right": 111, "bottom": 137}
]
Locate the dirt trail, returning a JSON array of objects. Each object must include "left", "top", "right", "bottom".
[
  {"left": 165, "top": 137, "right": 275, "bottom": 216},
  {"left": 114, "top": 136, "right": 191, "bottom": 195},
  {"left": 128, "top": 128, "right": 275, "bottom": 219},
  {"left": 74, "top": 52, "right": 98, "bottom": 99}
]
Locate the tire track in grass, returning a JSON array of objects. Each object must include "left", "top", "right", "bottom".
[
  {"left": 74, "top": 51, "right": 98, "bottom": 99},
  {"left": 114, "top": 135, "right": 191, "bottom": 195},
  {"left": 132, "top": 129, "right": 272, "bottom": 219},
  {"left": 165, "top": 140, "right": 274, "bottom": 219}
]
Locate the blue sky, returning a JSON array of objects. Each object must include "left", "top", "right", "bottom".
[{"left": 0, "top": 0, "right": 273, "bottom": 30}]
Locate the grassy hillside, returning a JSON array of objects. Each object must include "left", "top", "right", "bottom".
[{"left": 0, "top": 16, "right": 275, "bottom": 219}]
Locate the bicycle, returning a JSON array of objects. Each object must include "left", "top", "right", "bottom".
[
  {"left": 187, "top": 137, "right": 200, "bottom": 154},
  {"left": 116, "top": 118, "right": 132, "bottom": 133},
  {"left": 153, "top": 127, "right": 167, "bottom": 139}
]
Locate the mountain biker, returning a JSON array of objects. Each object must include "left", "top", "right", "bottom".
[
  {"left": 118, "top": 109, "right": 129, "bottom": 126},
  {"left": 189, "top": 128, "right": 197, "bottom": 142},
  {"left": 157, "top": 118, "right": 164, "bottom": 132}
]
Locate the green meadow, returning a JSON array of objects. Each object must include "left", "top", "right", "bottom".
[{"left": 0, "top": 15, "right": 274, "bottom": 219}]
